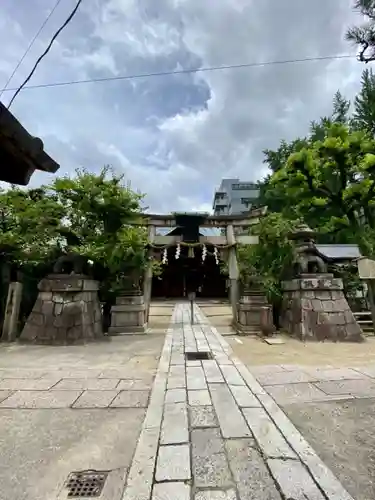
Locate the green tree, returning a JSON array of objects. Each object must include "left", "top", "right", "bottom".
[
  {"left": 332, "top": 90, "right": 351, "bottom": 124},
  {"left": 353, "top": 68, "right": 375, "bottom": 135},
  {"left": 346, "top": 0, "right": 375, "bottom": 62},
  {"left": 0, "top": 186, "right": 63, "bottom": 268},
  {"left": 48, "top": 167, "right": 149, "bottom": 295},
  {"left": 236, "top": 213, "right": 298, "bottom": 303},
  {"left": 267, "top": 123, "right": 375, "bottom": 246}
]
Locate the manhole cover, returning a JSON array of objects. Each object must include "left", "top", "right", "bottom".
[
  {"left": 64, "top": 470, "right": 109, "bottom": 497},
  {"left": 185, "top": 351, "right": 213, "bottom": 360}
]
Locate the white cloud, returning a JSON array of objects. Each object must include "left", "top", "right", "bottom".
[{"left": 0, "top": 0, "right": 367, "bottom": 214}]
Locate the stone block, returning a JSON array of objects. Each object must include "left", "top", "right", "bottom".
[
  {"left": 110, "top": 390, "right": 149, "bottom": 407},
  {"left": 0, "top": 391, "right": 12, "bottom": 403},
  {"left": 267, "top": 458, "right": 325, "bottom": 499},
  {"left": 315, "top": 379, "right": 375, "bottom": 397},
  {"left": 242, "top": 407, "right": 296, "bottom": 458},
  {"left": 152, "top": 483, "right": 190, "bottom": 500},
  {"left": 226, "top": 439, "right": 282, "bottom": 500},
  {"left": 189, "top": 406, "right": 218, "bottom": 428},
  {"left": 155, "top": 444, "right": 191, "bottom": 481},
  {"left": 164, "top": 389, "right": 186, "bottom": 403},
  {"left": 264, "top": 382, "right": 330, "bottom": 404},
  {"left": 209, "top": 384, "right": 251, "bottom": 438}
]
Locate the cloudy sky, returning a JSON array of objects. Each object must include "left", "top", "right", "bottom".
[{"left": 0, "top": 0, "right": 366, "bottom": 213}]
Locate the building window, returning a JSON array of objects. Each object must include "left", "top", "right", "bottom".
[{"left": 232, "top": 183, "right": 257, "bottom": 190}]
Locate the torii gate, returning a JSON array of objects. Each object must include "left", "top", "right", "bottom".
[{"left": 140, "top": 208, "right": 265, "bottom": 322}]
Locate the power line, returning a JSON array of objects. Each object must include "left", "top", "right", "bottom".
[
  {"left": 7, "top": 0, "right": 83, "bottom": 109},
  {"left": 1, "top": 53, "right": 354, "bottom": 95},
  {"left": 0, "top": 0, "right": 63, "bottom": 101}
]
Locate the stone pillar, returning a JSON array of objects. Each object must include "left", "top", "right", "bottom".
[
  {"left": 1, "top": 281, "right": 23, "bottom": 341},
  {"left": 143, "top": 225, "right": 155, "bottom": 323},
  {"left": 19, "top": 274, "right": 105, "bottom": 345},
  {"left": 281, "top": 273, "right": 364, "bottom": 342},
  {"left": 108, "top": 293, "right": 146, "bottom": 335},
  {"left": 226, "top": 224, "right": 239, "bottom": 324}
]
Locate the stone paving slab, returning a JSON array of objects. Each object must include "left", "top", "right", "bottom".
[
  {"left": 192, "top": 427, "right": 224, "bottom": 455},
  {"left": 255, "top": 369, "right": 317, "bottom": 386},
  {"left": 267, "top": 458, "right": 326, "bottom": 499},
  {"left": 53, "top": 378, "right": 119, "bottom": 390},
  {"left": 155, "top": 444, "right": 191, "bottom": 481},
  {"left": 303, "top": 367, "right": 368, "bottom": 381},
  {"left": 72, "top": 390, "right": 119, "bottom": 408},
  {"left": 264, "top": 382, "right": 339, "bottom": 405},
  {"left": 110, "top": 390, "right": 149, "bottom": 408},
  {"left": 160, "top": 402, "right": 188, "bottom": 444},
  {"left": 0, "top": 390, "right": 13, "bottom": 403},
  {"left": 229, "top": 384, "right": 261, "bottom": 407},
  {"left": 242, "top": 407, "right": 296, "bottom": 459},
  {"left": 316, "top": 379, "right": 375, "bottom": 398},
  {"left": 202, "top": 360, "right": 224, "bottom": 383},
  {"left": 189, "top": 405, "right": 218, "bottom": 428},
  {"left": 117, "top": 379, "right": 152, "bottom": 391},
  {"left": 195, "top": 491, "right": 237, "bottom": 500},
  {"left": 0, "top": 390, "right": 82, "bottom": 408},
  {"left": 226, "top": 439, "right": 282, "bottom": 500},
  {"left": 209, "top": 383, "right": 252, "bottom": 438},
  {"left": 188, "top": 389, "right": 211, "bottom": 406},
  {"left": 193, "top": 452, "right": 233, "bottom": 488},
  {"left": 0, "top": 377, "right": 61, "bottom": 391},
  {"left": 152, "top": 482, "right": 190, "bottom": 500},
  {"left": 219, "top": 364, "right": 245, "bottom": 385},
  {"left": 165, "top": 388, "right": 186, "bottom": 403}
]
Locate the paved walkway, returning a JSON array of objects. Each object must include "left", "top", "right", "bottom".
[{"left": 122, "top": 303, "right": 353, "bottom": 500}]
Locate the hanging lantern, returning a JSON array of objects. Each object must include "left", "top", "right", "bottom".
[
  {"left": 175, "top": 243, "right": 181, "bottom": 259},
  {"left": 188, "top": 246, "right": 195, "bottom": 259},
  {"left": 202, "top": 244, "right": 207, "bottom": 262},
  {"left": 213, "top": 246, "right": 219, "bottom": 265},
  {"left": 162, "top": 248, "right": 168, "bottom": 264}
]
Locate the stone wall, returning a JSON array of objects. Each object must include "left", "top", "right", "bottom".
[
  {"left": 20, "top": 274, "right": 105, "bottom": 345},
  {"left": 281, "top": 274, "right": 364, "bottom": 342},
  {"left": 108, "top": 294, "right": 146, "bottom": 334}
]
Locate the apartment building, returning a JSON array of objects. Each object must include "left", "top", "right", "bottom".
[{"left": 212, "top": 178, "right": 260, "bottom": 216}]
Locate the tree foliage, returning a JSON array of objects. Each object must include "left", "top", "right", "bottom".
[
  {"left": 267, "top": 123, "right": 375, "bottom": 246},
  {"left": 237, "top": 213, "right": 298, "bottom": 301},
  {"left": 0, "top": 168, "right": 151, "bottom": 298},
  {"left": 352, "top": 68, "right": 375, "bottom": 135},
  {"left": 347, "top": 0, "right": 375, "bottom": 62},
  {"left": 0, "top": 186, "right": 63, "bottom": 268}
]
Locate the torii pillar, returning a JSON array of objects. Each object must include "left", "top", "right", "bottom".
[{"left": 226, "top": 224, "right": 239, "bottom": 324}]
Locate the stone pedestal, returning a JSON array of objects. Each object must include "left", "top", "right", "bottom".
[
  {"left": 281, "top": 274, "right": 364, "bottom": 342},
  {"left": 237, "top": 292, "right": 273, "bottom": 335},
  {"left": 108, "top": 294, "right": 146, "bottom": 335},
  {"left": 19, "top": 275, "right": 105, "bottom": 345}
]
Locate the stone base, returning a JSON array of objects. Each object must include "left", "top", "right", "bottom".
[
  {"left": 281, "top": 274, "right": 364, "bottom": 342},
  {"left": 109, "top": 294, "right": 146, "bottom": 335},
  {"left": 237, "top": 293, "right": 274, "bottom": 336},
  {"left": 19, "top": 275, "right": 106, "bottom": 345}
]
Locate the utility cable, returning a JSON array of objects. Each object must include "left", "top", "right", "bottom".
[
  {"left": 0, "top": 0, "right": 63, "bottom": 101},
  {"left": 1, "top": 53, "right": 354, "bottom": 96},
  {"left": 7, "top": 0, "right": 83, "bottom": 109}
]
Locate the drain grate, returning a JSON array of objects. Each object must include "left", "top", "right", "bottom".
[
  {"left": 185, "top": 351, "right": 213, "bottom": 361},
  {"left": 65, "top": 470, "right": 109, "bottom": 497}
]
